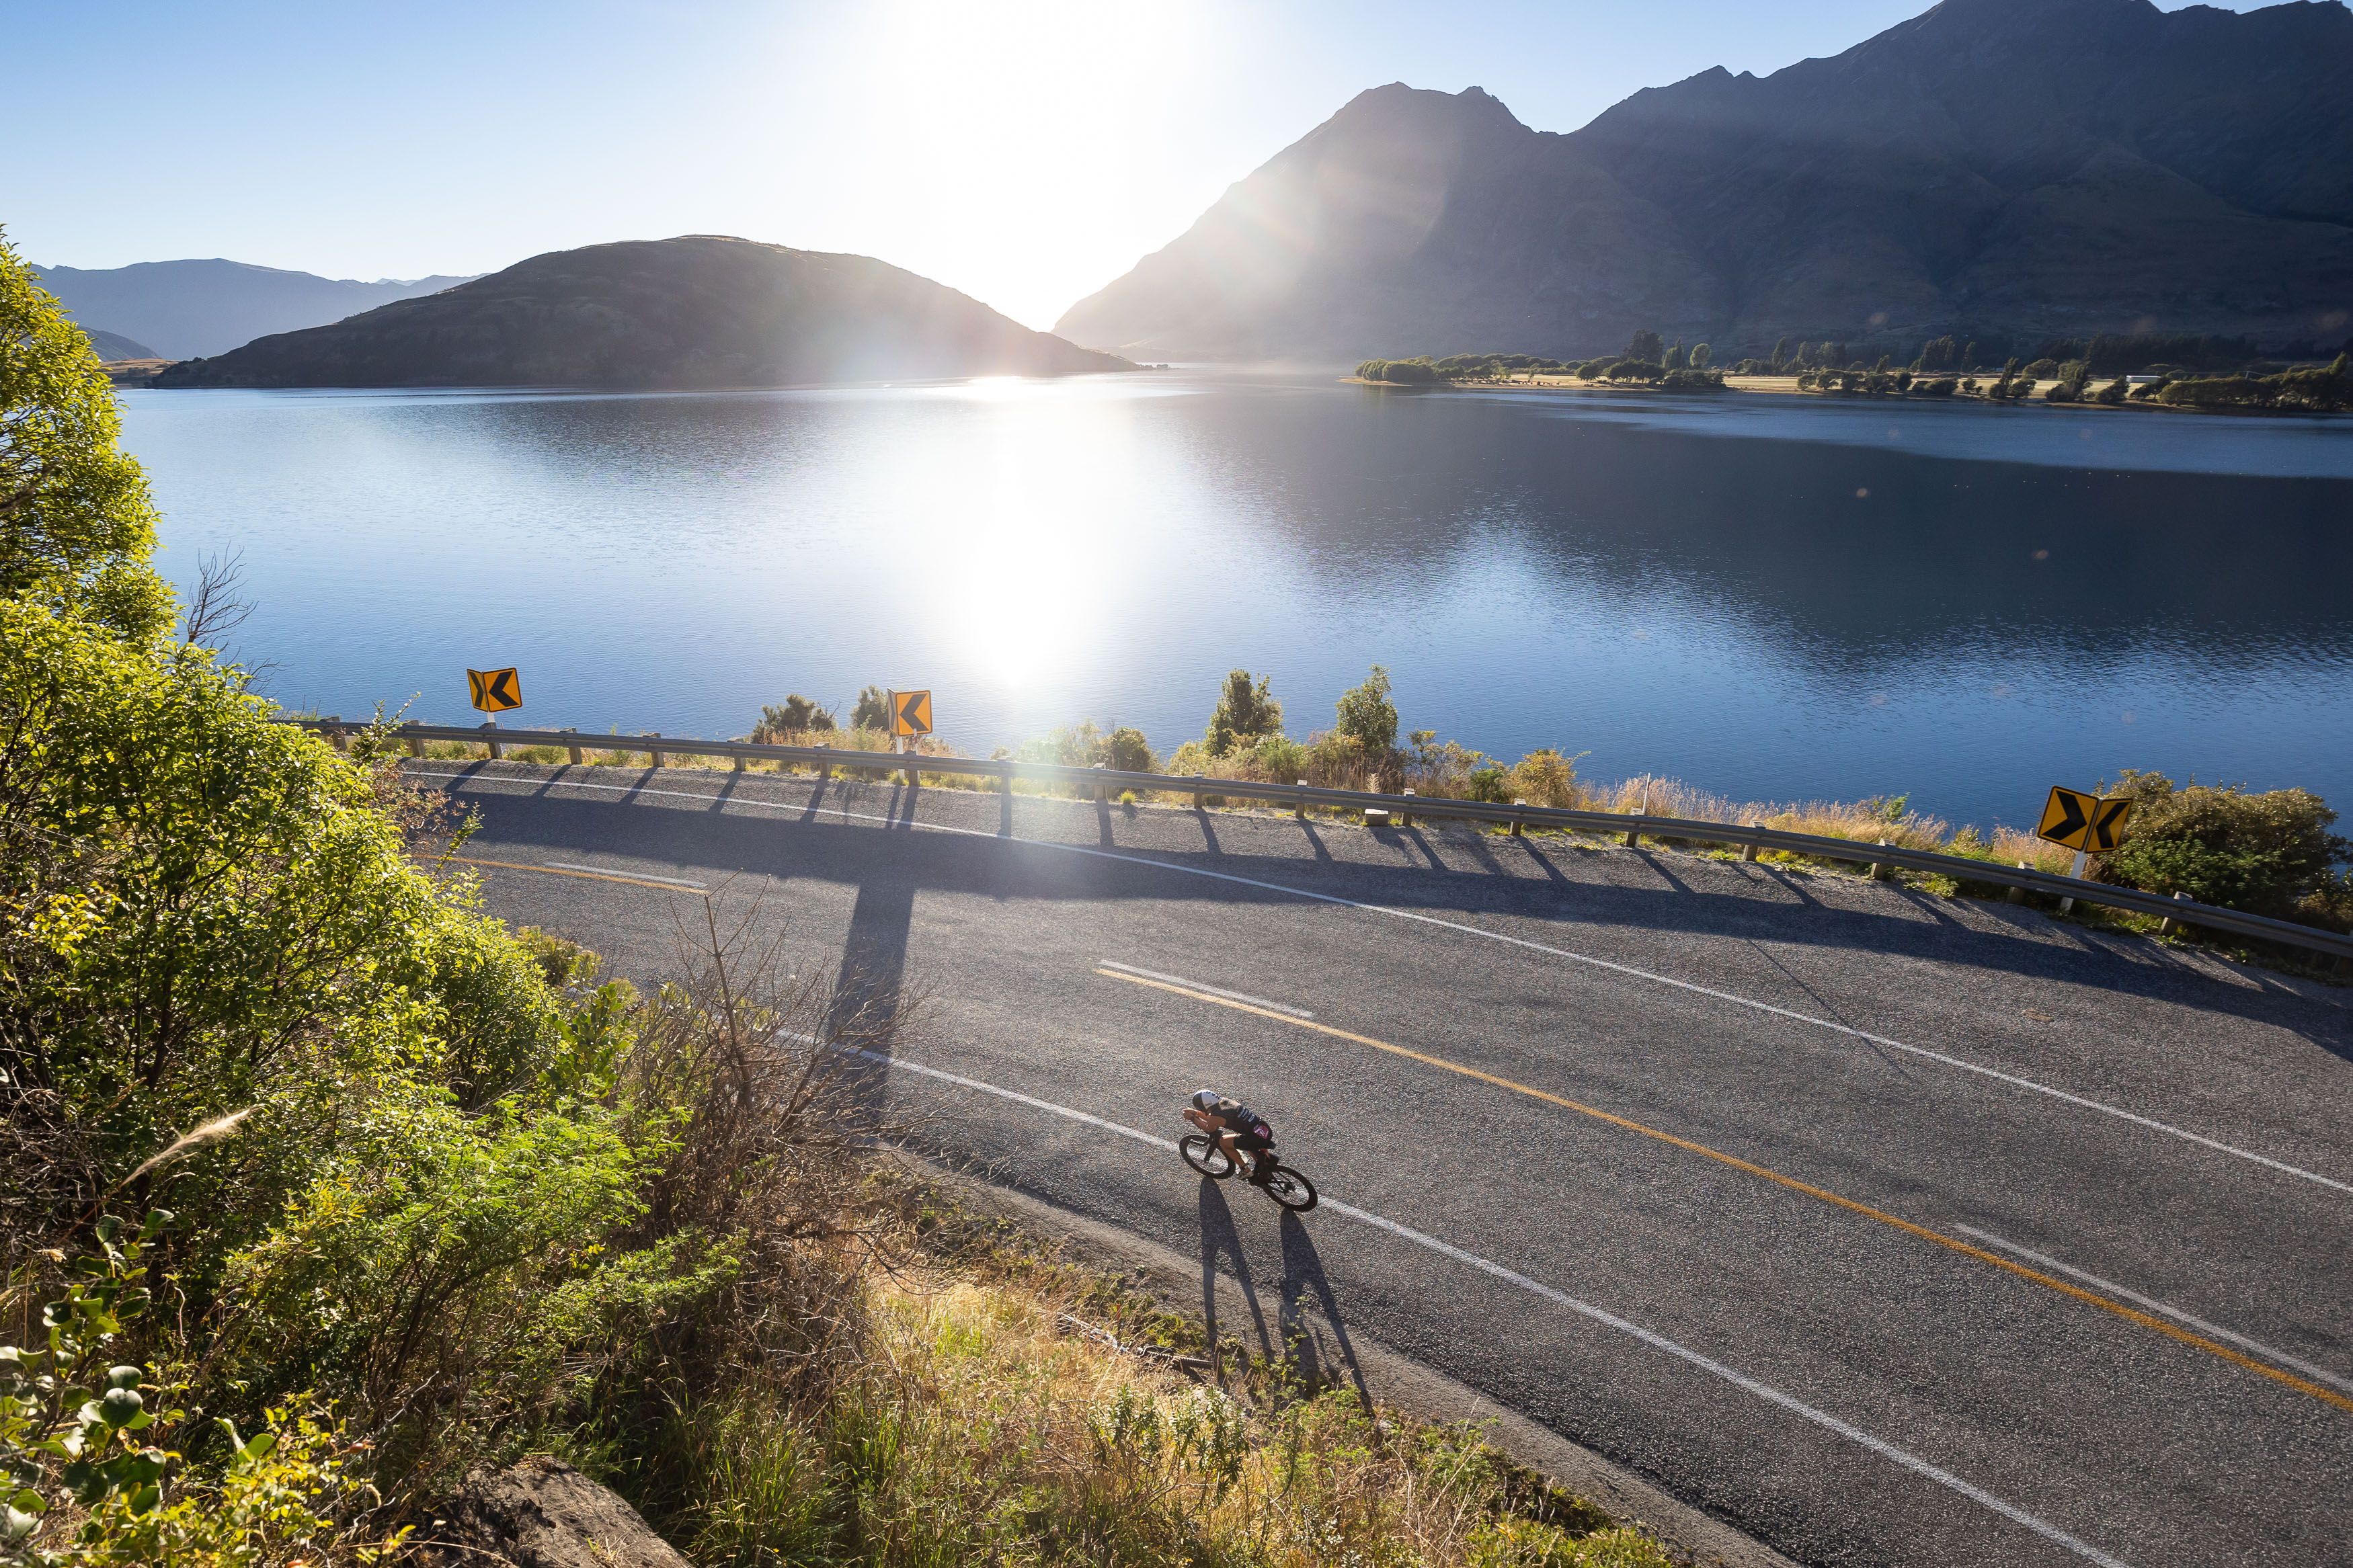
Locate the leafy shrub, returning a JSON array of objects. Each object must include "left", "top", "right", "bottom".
[
  {"left": 1204, "top": 669, "right": 1283, "bottom": 757},
  {"left": 753, "top": 694, "right": 834, "bottom": 740},
  {"left": 850, "top": 685, "right": 892, "bottom": 730},
  {"left": 1251, "top": 734, "right": 1306, "bottom": 782},
  {"left": 1509, "top": 749, "right": 1582, "bottom": 809},
  {"left": 1101, "top": 726, "right": 1155, "bottom": 774},
  {"left": 2100, "top": 772, "right": 2348, "bottom": 927},
  {"left": 0, "top": 233, "right": 172, "bottom": 641},
  {"left": 1333, "top": 665, "right": 1400, "bottom": 753}
]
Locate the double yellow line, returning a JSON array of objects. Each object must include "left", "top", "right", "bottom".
[{"left": 1096, "top": 966, "right": 2353, "bottom": 1416}]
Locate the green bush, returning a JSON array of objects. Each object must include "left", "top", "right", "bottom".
[
  {"left": 1333, "top": 665, "right": 1399, "bottom": 753},
  {"left": 1251, "top": 734, "right": 1306, "bottom": 782},
  {"left": 2100, "top": 771, "right": 2349, "bottom": 927},
  {"left": 1101, "top": 725, "right": 1155, "bottom": 774},
  {"left": 850, "top": 685, "right": 892, "bottom": 730},
  {"left": 754, "top": 694, "right": 835, "bottom": 739},
  {"left": 1205, "top": 669, "right": 1283, "bottom": 757}
]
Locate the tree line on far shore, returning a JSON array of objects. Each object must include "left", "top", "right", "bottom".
[
  {"left": 1361, "top": 330, "right": 2349, "bottom": 411},
  {"left": 1358, "top": 332, "right": 1726, "bottom": 390}
]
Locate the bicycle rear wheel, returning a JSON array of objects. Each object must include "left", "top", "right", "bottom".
[
  {"left": 1261, "top": 1165, "right": 1318, "bottom": 1212},
  {"left": 1180, "top": 1133, "right": 1235, "bottom": 1178}
]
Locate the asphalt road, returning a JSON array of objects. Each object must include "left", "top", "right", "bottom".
[{"left": 410, "top": 759, "right": 2352, "bottom": 1568}]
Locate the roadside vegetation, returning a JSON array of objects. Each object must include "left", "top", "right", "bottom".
[{"left": 4, "top": 231, "right": 1673, "bottom": 1567}]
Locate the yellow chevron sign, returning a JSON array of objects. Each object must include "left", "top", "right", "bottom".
[
  {"left": 467, "top": 667, "right": 522, "bottom": 713},
  {"left": 2036, "top": 786, "right": 2132, "bottom": 854},
  {"left": 889, "top": 689, "right": 932, "bottom": 737}
]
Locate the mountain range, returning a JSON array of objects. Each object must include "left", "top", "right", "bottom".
[
  {"left": 151, "top": 236, "right": 1129, "bottom": 389},
  {"left": 1055, "top": 0, "right": 2353, "bottom": 364},
  {"left": 33, "top": 259, "right": 475, "bottom": 360}
]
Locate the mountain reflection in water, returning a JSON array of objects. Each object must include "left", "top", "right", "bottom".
[{"left": 121, "top": 373, "right": 2353, "bottom": 829}]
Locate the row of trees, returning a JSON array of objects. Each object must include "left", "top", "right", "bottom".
[{"left": 1357, "top": 333, "right": 1723, "bottom": 390}]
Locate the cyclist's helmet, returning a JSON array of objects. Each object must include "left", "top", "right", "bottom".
[{"left": 1191, "top": 1089, "right": 1221, "bottom": 1112}]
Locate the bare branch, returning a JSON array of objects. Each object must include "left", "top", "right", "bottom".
[{"left": 183, "top": 545, "right": 255, "bottom": 649}]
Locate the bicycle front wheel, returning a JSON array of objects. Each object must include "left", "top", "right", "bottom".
[
  {"left": 1262, "top": 1165, "right": 1318, "bottom": 1212},
  {"left": 1180, "top": 1133, "right": 1235, "bottom": 1178}
]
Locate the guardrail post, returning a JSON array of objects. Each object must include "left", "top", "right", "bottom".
[
  {"left": 405, "top": 726, "right": 423, "bottom": 759},
  {"left": 1191, "top": 774, "right": 1205, "bottom": 811},
  {"left": 563, "top": 727, "right": 582, "bottom": 765},
  {"left": 323, "top": 716, "right": 346, "bottom": 752},
  {"left": 1508, "top": 800, "right": 1525, "bottom": 836},
  {"left": 732, "top": 748, "right": 746, "bottom": 772},
  {"left": 1400, "top": 788, "right": 1414, "bottom": 829},
  {"left": 1741, "top": 825, "right": 1761, "bottom": 862},
  {"left": 1000, "top": 767, "right": 1014, "bottom": 837},
  {"left": 1868, "top": 839, "right": 1890, "bottom": 880},
  {"left": 2057, "top": 848, "right": 2088, "bottom": 914},
  {"left": 1623, "top": 813, "right": 1642, "bottom": 848},
  {"left": 1295, "top": 780, "right": 1308, "bottom": 819},
  {"left": 2159, "top": 891, "right": 2188, "bottom": 935},
  {"left": 482, "top": 721, "right": 502, "bottom": 760},
  {"left": 1092, "top": 763, "right": 1107, "bottom": 804},
  {"left": 646, "top": 733, "right": 666, "bottom": 768},
  {"left": 2007, "top": 862, "right": 2028, "bottom": 904}
]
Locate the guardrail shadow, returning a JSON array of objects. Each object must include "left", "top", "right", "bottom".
[{"left": 434, "top": 773, "right": 2353, "bottom": 1061}]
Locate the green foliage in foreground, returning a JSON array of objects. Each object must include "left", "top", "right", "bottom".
[{"left": 0, "top": 232, "right": 171, "bottom": 641}]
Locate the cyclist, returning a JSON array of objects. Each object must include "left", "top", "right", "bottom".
[{"left": 1185, "top": 1089, "right": 1278, "bottom": 1184}]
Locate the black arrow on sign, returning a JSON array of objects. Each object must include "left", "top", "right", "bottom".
[
  {"left": 487, "top": 669, "right": 518, "bottom": 707},
  {"left": 2048, "top": 790, "right": 2088, "bottom": 845},
  {"left": 2089, "top": 798, "right": 2130, "bottom": 852}
]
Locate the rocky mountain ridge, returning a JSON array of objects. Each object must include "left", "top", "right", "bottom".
[{"left": 1055, "top": 0, "right": 2353, "bottom": 363}]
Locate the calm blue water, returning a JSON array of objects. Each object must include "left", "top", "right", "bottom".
[{"left": 119, "top": 373, "right": 2353, "bottom": 831}]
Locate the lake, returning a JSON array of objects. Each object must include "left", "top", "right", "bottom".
[{"left": 118, "top": 373, "right": 2353, "bottom": 832}]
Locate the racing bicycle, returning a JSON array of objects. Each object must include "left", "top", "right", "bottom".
[{"left": 1179, "top": 1132, "right": 1319, "bottom": 1211}]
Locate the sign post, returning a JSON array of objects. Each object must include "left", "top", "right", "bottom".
[
  {"left": 889, "top": 689, "right": 932, "bottom": 788},
  {"left": 2036, "top": 785, "right": 2133, "bottom": 913},
  {"left": 467, "top": 667, "right": 522, "bottom": 759}
]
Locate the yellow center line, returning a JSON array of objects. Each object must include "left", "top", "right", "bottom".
[
  {"left": 446, "top": 855, "right": 705, "bottom": 893},
  {"left": 1095, "top": 966, "right": 2353, "bottom": 1417}
]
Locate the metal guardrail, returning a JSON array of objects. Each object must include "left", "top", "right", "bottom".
[{"left": 284, "top": 716, "right": 2353, "bottom": 966}]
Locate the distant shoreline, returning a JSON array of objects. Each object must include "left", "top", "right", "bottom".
[{"left": 1343, "top": 371, "right": 2350, "bottom": 419}]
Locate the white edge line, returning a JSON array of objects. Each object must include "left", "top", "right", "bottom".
[
  {"left": 1097, "top": 958, "right": 1316, "bottom": 1018},
  {"left": 543, "top": 860, "right": 708, "bottom": 889},
  {"left": 406, "top": 767, "right": 2351, "bottom": 1197},
  {"left": 844, "top": 1043, "right": 2135, "bottom": 1568},
  {"left": 1953, "top": 1225, "right": 2353, "bottom": 1397}
]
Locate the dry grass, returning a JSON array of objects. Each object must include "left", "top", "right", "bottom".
[{"left": 671, "top": 1257, "right": 1669, "bottom": 1568}]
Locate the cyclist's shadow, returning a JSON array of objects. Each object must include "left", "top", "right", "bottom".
[
  {"left": 1278, "top": 1210, "right": 1375, "bottom": 1414},
  {"left": 1196, "top": 1178, "right": 1273, "bottom": 1382}
]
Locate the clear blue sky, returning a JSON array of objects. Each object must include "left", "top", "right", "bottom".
[{"left": 4, "top": 0, "right": 2281, "bottom": 328}]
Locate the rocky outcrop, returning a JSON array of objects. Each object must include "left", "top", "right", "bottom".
[
  {"left": 1055, "top": 0, "right": 2353, "bottom": 362},
  {"left": 155, "top": 235, "right": 1132, "bottom": 390},
  {"left": 430, "top": 1457, "right": 689, "bottom": 1568}
]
